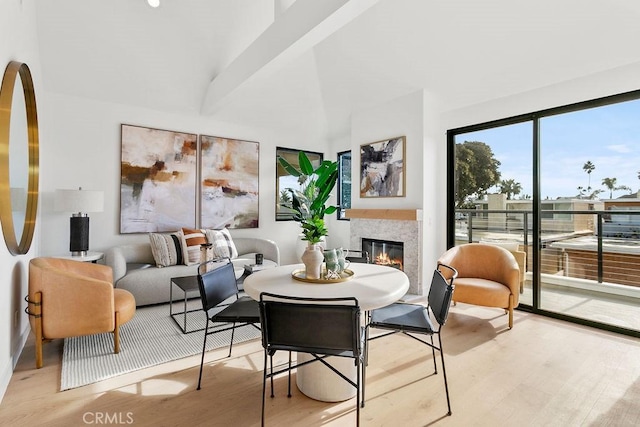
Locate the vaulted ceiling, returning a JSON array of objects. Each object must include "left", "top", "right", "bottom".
[{"left": 35, "top": 0, "right": 640, "bottom": 138}]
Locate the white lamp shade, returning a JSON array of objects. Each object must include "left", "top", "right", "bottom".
[{"left": 55, "top": 189, "right": 104, "bottom": 213}]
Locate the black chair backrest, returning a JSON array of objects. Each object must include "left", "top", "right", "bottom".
[
  {"left": 259, "top": 293, "right": 361, "bottom": 357},
  {"left": 428, "top": 264, "right": 457, "bottom": 326},
  {"left": 197, "top": 259, "right": 238, "bottom": 312}
]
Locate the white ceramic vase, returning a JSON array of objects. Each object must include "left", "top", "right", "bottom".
[{"left": 301, "top": 243, "right": 323, "bottom": 279}]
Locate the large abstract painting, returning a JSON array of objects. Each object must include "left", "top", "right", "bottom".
[
  {"left": 120, "top": 124, "right": 197, "bottom": 233},
  {"left": 200, "top": 135, "right": 259, "bottom": 229},
  {"left": 360, "top": 136, "right": 406, "bottom": 198}
]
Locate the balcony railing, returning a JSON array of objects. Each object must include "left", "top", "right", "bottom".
[{"left": 455, "top": 209, "right": 640, "bottom": 288}]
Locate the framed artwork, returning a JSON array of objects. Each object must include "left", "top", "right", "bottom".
[
  {"left": 360, "top": 136, "right": 406, "bottom": 198},
  {"left": 337, "top": 150, "right": 352, "bottom": 220},
  {"left": 200, "top": 135, "right": 259, "bottom": 229},
  {"left": 120, "top": 124, "right": 197, "bottom": 233},
  {"left": 276, "top": 147, "right": 323, "bottom": 221}
]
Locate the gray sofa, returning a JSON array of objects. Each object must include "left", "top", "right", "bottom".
[{"left": 104, "top": 237, "right": 280, "bottom": 306}]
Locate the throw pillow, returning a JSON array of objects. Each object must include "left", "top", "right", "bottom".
[
  {"left": 149, "top": 230, "right": 189, "bottom": 267},
  {"left": 205, "top": 228, "right": 238, "bottom": 259},
  {"left": 182, "top": 227, "right": 207, "bottom": 265}
]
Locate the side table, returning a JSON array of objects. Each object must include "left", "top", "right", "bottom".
[
  {"left": 54, "top": 251, "right": 104, "bottom": 263},
  {"left": 169, "top": 275, "right": 204, "bottom": 334}
]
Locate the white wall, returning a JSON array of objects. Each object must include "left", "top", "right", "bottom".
[
  {"left": 349, "top": 90, "right": 442, "bottom": 290},
  {"left": 39, "top": 92, "right": 332, "bottom": 265},
  {"left": 0, "top": 0, "right": 43, "bottom": 403},
  {"left": 422, "top": 91, "right": 446, "bottom": 271},
  {"left": 351, "top": 90, "right": 425, "bottom": 211},
  {"left": 441, "top": 61, "right": 640, "bottom": 131}
]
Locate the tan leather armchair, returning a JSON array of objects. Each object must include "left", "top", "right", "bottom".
[
  {"left": 479, "top": 240, "right": 527, "bottom": 293},
  {"left": 437, "top": 243, "right": 520, "bottom": 329},
  {"left": 27, "top": 258, "right": 136, "bottom": 368}
]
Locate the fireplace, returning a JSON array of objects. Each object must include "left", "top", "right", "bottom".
[
  {"left": 349, "top": 209, "right": 422, "bottom": 296},
  {"left": 362, "top": 238, "right": 404, "bottom": 270}
]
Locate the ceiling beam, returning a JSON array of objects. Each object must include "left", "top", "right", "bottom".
[{"left": 200, "top": 0, "right": 381, "bottom": 115}]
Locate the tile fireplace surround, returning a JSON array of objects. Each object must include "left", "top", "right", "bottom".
[{"left": 347, "top": 209, "right": 423, "bottom": 296}]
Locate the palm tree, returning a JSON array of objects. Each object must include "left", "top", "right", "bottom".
[
  {"left": 601, "top": 177, "right": 631, "bottom": 199},
  {"left": 583, "top": 161, "right": 595, "bottom": 190},
  {"left": 498, "top": 179, "right": 523, "bottom": 200}
]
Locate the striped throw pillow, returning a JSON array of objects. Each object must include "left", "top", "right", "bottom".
[
  {"left": 205, "top": 228, "right": 238, "bottom": 259},
  {"left": 182, "top": 227, "right": 207, "bottom": 265},
  {"left": 149, "top": 230, "right": 189, "bottom": 267}
]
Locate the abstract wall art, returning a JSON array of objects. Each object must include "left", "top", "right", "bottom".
[
  {"left": 360, "top": 136, "right": 406, "bottom": 198},
  {"left": 120, "top": 124, "right": 198, "bottom": 233},
  {"left": 200, "top": 135, "right": 259, "bottom": 229}
]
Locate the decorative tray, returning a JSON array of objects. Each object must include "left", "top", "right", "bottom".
[{"left": 291, "top": 268, "right": 355, "bottom": 284}]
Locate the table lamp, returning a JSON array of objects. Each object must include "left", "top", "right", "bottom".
[{"left": 55, "top": 187, "right": 104, "bottom": 256}]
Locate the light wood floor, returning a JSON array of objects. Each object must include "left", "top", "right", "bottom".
[{"left": 1, "top": 304, "right": 640, "bottom": 427}]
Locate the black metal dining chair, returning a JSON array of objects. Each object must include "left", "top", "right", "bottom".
[
  {"left": 196, "top": 258, "right": 261, "bottom": 390},
  {"left": 365, "top": 263, "right": 457, "bottom": 415},
  {"left": 258, "top": 292, "right": 365, "bottom": 426}
]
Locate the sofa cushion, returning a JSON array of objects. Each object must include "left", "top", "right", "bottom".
[
  {"left": 149, "top": 231, "right": 189, "bottom": 267},
  {"left": 182, "top": 227, "right": 207, "bottom": 265},
  {"left": 205, "top": 228, "right": 239, "bottom": 259}
]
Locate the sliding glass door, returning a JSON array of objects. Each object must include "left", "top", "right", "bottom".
[
  {"left": 452, "top": 122, "right": 533, "bottom": 306},
  {"left": 448, "top": 91, "right": 640, "bottom": 337},
  {"left": 539, "top": 99, "right": 640, "bottom": 331}
]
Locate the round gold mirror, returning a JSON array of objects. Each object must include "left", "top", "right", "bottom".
[{"left": 0, "top": 61, "right": 39, "bottom": 255}]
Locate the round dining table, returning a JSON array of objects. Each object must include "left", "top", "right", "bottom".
[{"left": 243, "top": 262, "right": 410, "bottom": 402}]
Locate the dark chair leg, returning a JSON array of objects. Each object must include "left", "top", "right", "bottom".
[
  {"left": 361, "top": 329, "right": 367, "bottom": 408},
  {"left": 430, "top": 335, "right": 437, "bottom": 374},
  {"left": 228, "top": 321, "right": 236, "bottom": 357},
  {"left": 262, "top": 350, "right": 268, "bottom": 427},
  {"left": 287, "top": 351, "right": 292, "bottom": 397},
  {"left": 197, "top": 319, "right": 210, "bottom": 390},
  {"left": 437, "top": 333, "right": 452, "bottom": 416},
  {"left": 270, "top": 354, "right": 275, "bottom": 398},
  {"left": 356, "top": 358, "right": 361, "bottom": 427}
]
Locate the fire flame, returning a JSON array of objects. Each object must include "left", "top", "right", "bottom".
[{"left": 374, "top": 252, "right": 403, "bottom": 270}]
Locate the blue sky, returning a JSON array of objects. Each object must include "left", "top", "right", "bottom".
[{"left": 455, "top": 98, "right": 640, "bottom": 200}]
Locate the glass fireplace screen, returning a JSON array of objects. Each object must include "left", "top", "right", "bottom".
[{"left": 362, "top": 238, "right": 404, "bottom": 270}]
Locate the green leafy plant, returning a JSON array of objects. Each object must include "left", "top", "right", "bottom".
[{"left": 278, "top": 151, "right": 338, "bottom": 244}]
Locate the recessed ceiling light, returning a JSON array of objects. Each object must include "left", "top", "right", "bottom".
[{"left": 147, "top": 0, "right": 160, "bottom": 8}]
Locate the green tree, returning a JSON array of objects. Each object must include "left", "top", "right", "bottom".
[
  {"left": 498, "top": 179, "right": 523, "bottom": 200},
  {"left": 583, "top": 161, "right": 595, "bottom": 190},
  {"left": 455, "top": 141, "right": 501, "bottom": 207},
  {"left": 601, "top": 177, "right": 630, "bottom": 199}
]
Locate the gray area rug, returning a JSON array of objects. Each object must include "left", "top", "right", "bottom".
[{"left": 61, "top": 301, "right": 261, "bottom": 390}]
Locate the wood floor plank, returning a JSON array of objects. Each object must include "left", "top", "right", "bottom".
[{"left": 1, "top": 305, "right": 639, "bottom": 426}]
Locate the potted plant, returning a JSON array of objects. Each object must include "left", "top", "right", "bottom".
[{"left": 278, "top": 151, "right": 338, "bottom": 278}]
